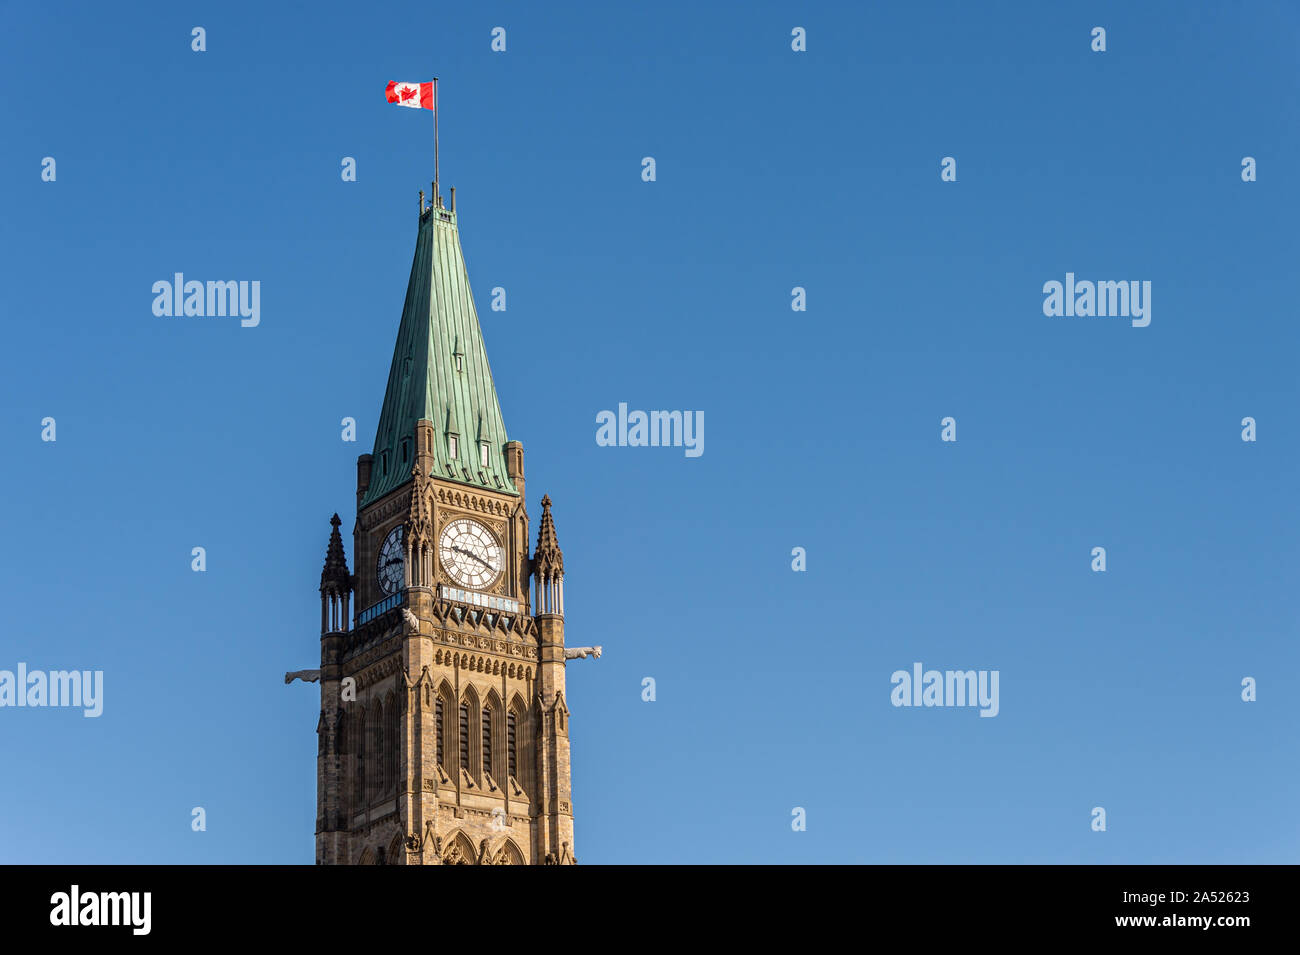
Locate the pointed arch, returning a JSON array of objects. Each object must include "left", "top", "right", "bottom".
[
  {"left": 460, "top": 684, "right": 481, "bottom": 780},
  {"left": 354, "top": 703, "right": 368, "bottom": 809},
  {"left": 496, "top": 838, "right": 526, "bottom": 865},
  {"left": 393, "top": 690, "right": 403, "bottom": 792},
  {"left": 482, "top": 689, "right": 503, "bottom": 785},
  {"left": 443, "top": 830, "right": 477, "bottom": 865},
  {"left": 358, "top": 846, "right": 375, "bottom": 865},
  {"left": 384, "top": 690, "right": 399, "bottom": 798},
  {"left": 369, "top": 697, "right": 384, "bottom": 803},
  {"left": 436, "top": 681, "right": 455, "bottom": 773},
  {"left": 551, "top": 691, "right": 569, "bottom": 735},
  {"left": 507, "top": 695, "right": 528, "bottom": 790},
  {"left": 337, "top": 708, "right": 351, "bottom": 818},
  {"left": 387, "top": 830, "right": 405, "bottom": 865}
]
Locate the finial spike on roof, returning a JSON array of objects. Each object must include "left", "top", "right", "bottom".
[
  {"left": 320, "top": 513, "right": 351, "bottom": 587},
  {"left": 534, "top": 494, "right": 563, "bottom": 575}
]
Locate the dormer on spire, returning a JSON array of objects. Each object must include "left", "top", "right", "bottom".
[
  {"left": 319, "top": 514, "right": 352, "bottom": 634},
  {"left": 533, "top": 495, "right": 565, "bottom": 616}
]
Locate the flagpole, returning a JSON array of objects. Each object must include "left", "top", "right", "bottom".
[{"left": 433, "top": 77, "right": 439, "bottom": 204}]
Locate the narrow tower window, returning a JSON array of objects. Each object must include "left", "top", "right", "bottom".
[
  {"left": 373, "top": 702, "right": 385, "bottom": 800},
  {"left": 480, "top": 442, "right": 489, "bottom": 468},
  {"left": 385, "top": 699, "right": 398, "bottom": 796},
  {"left": 507, "top": 711, "right": 518, "bottom": 779},
  {"left": 353, "top": 709, "right": 365, "bottom": 809},
  {"left": 435, "top": 698, "right": 444, "bottom": 767},
  {"left": 459, "top": 702, "right": 469, "bottom": 773},
  {"left": 448, "top": 434, "right": 458, "bottom": 460},
  {"left": 455, "top": 354, "right": 463, "bottom": 373},
  {"left": 482, "top": 707, "right": 493, "bottom": 779}
]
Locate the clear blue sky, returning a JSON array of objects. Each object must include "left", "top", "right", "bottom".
[{"left": 1, "top": 0, "right": 1296, "bottom": 864}]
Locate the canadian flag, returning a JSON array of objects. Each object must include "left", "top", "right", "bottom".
[{"left": 385, "top": 80, "right": 435, "bottom": 110}]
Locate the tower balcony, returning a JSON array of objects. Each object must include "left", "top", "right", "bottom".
[
  {"left": 356, "top": 589, "right": 407, "bottom": 628},
  {"left": 437, "top": 583, "right": 521, "bottom": 615}
]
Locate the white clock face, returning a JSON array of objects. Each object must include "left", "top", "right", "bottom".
[
  {"left": 376, "top": 525, "right": 405, "bottom": 595},
  {"left": 439, "top": 519, "right": 503, "bottom": 590}
]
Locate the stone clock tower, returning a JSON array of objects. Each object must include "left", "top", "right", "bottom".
[{"left": 307, "top": 184, "right": 595, "bottom": 865}]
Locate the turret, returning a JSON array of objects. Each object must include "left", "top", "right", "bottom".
[
  {"left": 532, "top": 495, "right": 565, "bottom": 616},
  {"left": 320, "top": 514, "right": 352, "bottom": 634},
  {"left": 317, "top": 513, "right": 353, "bottom": 860},
  {"left": 532, "top": 493, "right": 574, "bottom": 861}
]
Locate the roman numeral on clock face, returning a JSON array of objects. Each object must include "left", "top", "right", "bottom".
[
  {"left": 377, "top": 525, "right": 405, "bottom": 595},
  {"left": 439, "top": 518, "right": 503, "bottom": 590}
]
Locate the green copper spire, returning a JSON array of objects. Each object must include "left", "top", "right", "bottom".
[{"left": 361, "top": 202, "right": 517, "bottom": 507}]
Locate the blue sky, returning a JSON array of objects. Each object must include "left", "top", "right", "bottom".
[{"left": 1, "top": 0, "right": 1296, "bottom": 864}]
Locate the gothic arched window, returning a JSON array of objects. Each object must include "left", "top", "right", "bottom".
[
  {"left": 458, "top": 702, "right": 469, "bottom": 774},
  {"left": 371, "top": 699, "right": 384, "bottom": 801},
  {"left": 482, "top": 706, "right": 493, "bottom": 780},
  {"left": 385, "top": 695, "right": 399, "bottom": 797},
  {"left": 507, "top": 710, "right": 517, "bottom": 780},
  {"left": 352, "top": 706, "right": 365, "bottom": 809},
  {"left": 435, "top": 698, "right": 444, "bottom": 768},
  {"left": 337, "top": 710, "right": 349, "bottom": 815}
]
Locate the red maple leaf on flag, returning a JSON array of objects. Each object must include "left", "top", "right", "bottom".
[{"left": 400, "top": 86, "right": 417, "bottom": 102}]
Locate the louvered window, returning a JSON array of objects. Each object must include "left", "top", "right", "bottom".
[
  {"left": 435, "top": 699, "right": 444, "bottom": 767},
  {"left": 507, "top": 711, "right": 518, "bottom": 779},
  {"left": 459, "top": 702, "right": 469, "bottom": 772}
]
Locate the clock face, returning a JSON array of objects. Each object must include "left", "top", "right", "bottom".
[
  {"left": 376, "top": 525, "right": 405, "bottom": 595},
  {"left": 439, "top": 518, "right": 504, "bottom": 590}
]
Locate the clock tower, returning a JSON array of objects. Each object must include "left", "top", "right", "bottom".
[{"left": 310, "top": 184, "right": 587, "bottom": 865}]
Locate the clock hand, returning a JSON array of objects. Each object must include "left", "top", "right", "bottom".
[{"left": 453, "top": 546, "right": 493, "bottom": 570}]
